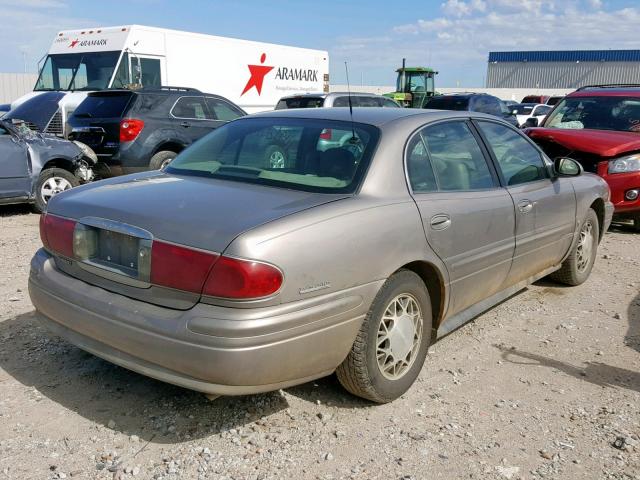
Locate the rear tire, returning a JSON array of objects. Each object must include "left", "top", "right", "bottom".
[
  {"left": 149, "top": 150, "right": 177, "bottom": 170},
  {"left": 336, "top": 270, "right": 432, "bottom": 403},
  {"left": 631, "top": 215, "right": 640, "bottom": 233},
  {"left": 33, "top": 168, "right": 79, "bottom": 213},
  {"left": 550, "top": 208, "right": 599, "bottom": 286}
]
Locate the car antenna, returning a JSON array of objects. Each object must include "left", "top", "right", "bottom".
[{"left": 344, "top": 61, "right": 358, "bottom": 144}]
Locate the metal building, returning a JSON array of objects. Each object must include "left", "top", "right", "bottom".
[{"left": 486, "top": 50, "right": 640, "bottom": 89}]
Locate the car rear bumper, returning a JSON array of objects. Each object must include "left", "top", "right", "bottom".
[{"left": 29, "top": 249, "right": 379, "bottom": 395}]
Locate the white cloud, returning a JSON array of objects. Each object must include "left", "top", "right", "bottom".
[
  {"left": 0, "top": 1, "right": 96, "bottom": 73},
  {"left": 330, "top": 0, "right": 640, "bottom": 86}
]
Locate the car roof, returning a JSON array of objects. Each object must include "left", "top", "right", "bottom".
[
  {"left": 569, "top": 85, "right": 640, "bottom": 98},
  {"left": 248, "top": 106, "right": 499, "bottom": 127}
]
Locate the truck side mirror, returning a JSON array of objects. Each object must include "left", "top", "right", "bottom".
[
  {"left": 554, "top": 157, "right": 582, "bottom": 176},
  {"left": 524, "top": 117, "right": 539, "bottom": 128}
]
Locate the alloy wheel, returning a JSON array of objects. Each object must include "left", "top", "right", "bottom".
[
  {"left": 41, "top": 176, "right": 72, "bottom": 203},
  {"left": 576, "top": 220, "right": 594, "bottom": 272}
]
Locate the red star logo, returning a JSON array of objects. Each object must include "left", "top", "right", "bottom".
[
  {"left": 241, "top": 53, "right": 274, "bottom": 96},
  {"left": 69, "top": 39, "right": 79, "bottom": 48}
]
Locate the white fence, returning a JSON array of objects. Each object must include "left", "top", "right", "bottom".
[{"left": 0, "top": 73, "right": 37, "bottom": 104}]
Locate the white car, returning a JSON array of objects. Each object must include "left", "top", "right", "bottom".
[{"left": 511, "top": 103, "right": 553, "bottom": 127}]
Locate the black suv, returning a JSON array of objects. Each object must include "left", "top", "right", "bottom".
[
  {"left": 425, "top": 93, "right": 519, "bottom": 127},
  {"left": 68, "top": 87, "right": 246, "bottom": 177}
]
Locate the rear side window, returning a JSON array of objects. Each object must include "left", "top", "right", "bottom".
[
  {"left": 74, "top": 94, "right": 132, "bottom": 118},
  {"left": 476, "top": 121, "right": 547, "bottom": 186},
  {"left": 407, "top": 121, "right": 495, "bottom": 192},
  {"left": 206, "top": 97, "right": 244, "bottom": 121},
  {"left": 171, "top": 96, "right": 212, "bottom": 120},
  {"left": 275, "top": 97, "right": 325, "bottom": 109},
  {"left": 380, "top": 97, "right": 400, "bottom": 108},
  {"left": 166, "top": 117, "right": 379, "bottom": 194}
]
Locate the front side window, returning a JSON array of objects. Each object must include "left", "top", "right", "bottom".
[
  {"left": 477, "top": 121, "right": 547, "bottom": 186},
  {"left": 166, "top": 117, "right": 379, "bottom": 193},
  {"left": 544, "top": 96, "right": 640, "bottom": 132},
  {"left": 34, "top": 51, "right": 121, "bottom": 91},
  {"left": 410, "top": 121, "right": 495, "bottom": 191},
  {"left": 171, "top": 96, "right": 212, "bottom": 120}
]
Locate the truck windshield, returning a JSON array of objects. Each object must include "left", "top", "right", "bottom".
[
  {"left": 34, "top": 51, "right": 121, "bottom": 91},
  {"left": 544, "top": 96, "right": 640, "bottom": 132},
  {"left": 166, "top": 117, "right": 380, "bottom": 194}
]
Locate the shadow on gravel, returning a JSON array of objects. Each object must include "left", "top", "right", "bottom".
[
  {"left": 0, "top": 311, "right": 290, "bottom": 444},
  {"left": 496, "top": 346, "right": 640, "bottom": 394},
  {"left": 0, "top": 204, "right": 34, "bottom": 217},
  {"left": 608, "top": 221, "right": 638, "bottom": 235},
  {"left": 627, "top": 292, "right": 640, "bottom": 354}
]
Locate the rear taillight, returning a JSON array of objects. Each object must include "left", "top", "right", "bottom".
[
  {"left": 203, "top": 256, "right": 283, "bottom": 299},
  {"left": 319, "top": 128, "right": 332, "bottom": 140},
  {"left": 40, "top": 213, "right": 76, "bottom": 258},
  {"left": 119, "top": 118, "right": 144, "bottom": 142},
  {"left": 150, "top": 240, "right": 219, "bottom": 293}
]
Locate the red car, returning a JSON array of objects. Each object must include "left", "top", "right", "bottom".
[{"left": 526, "top": 85, "right": 640, "bottom": 231}]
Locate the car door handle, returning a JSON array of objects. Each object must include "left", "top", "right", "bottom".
[
  {"left": 517, "top": 200, "right": 535, "bottom": 214},
  {"left": 180, "top": 121, "right": 191, "bottom": 128},
  {"left": 430, "top": 214, "right": 451, "bottom": 230}
]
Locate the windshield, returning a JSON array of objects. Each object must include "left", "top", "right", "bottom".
[
  {"left": 275, "top": 97, "right": 325, "bottom": 109},
  {"left": 426, "top": 96, "right": 469, "bottom": 111},
  {"left": 544, "top": 96, "right": 640, "bottom": 132},
  {"left": 35, "top": 51, "right": 121, "bottom": 91},
  {"left": 166, "top": 117, "right": 380, "bottom": 193}
]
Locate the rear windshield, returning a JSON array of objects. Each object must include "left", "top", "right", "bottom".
[
  {"left": 522, "top": 96, "right": 543, "bottom": 103},
  {"left": 426, "top": 96, "right": 470, "bottom": 111},
  {"left": 73, "top": 93, "right": 133, "bottom": 118},
  {"left": 511, "top": 104, "right": 536, "bottom": 115},
  {"left": 166, "top": 117, "right": 380, "bottom": 193},
  {"left": 275, "top": 97, "right": 325, "bottom": 109},
  {"left": 544, "top": 96, "right": 640, "bottom": 132}
]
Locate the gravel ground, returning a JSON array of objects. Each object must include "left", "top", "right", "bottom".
[{"left": 0, "top": 205, "right": 638, "bottom": 480}]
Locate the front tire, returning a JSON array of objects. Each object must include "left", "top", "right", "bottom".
[
  {"left": 550, "top": 208, "right": 599, "bottom": 286},
  {"left": 631, "top": 214, "right": 640, "bottom": 233},
  {"left": 336, "top": 270, "right": 432, "bottom": 403},
  {"left": 34, "top": 168, "right": 79, "bottom": 213}
]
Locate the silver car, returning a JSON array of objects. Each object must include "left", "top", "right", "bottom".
[
  {"left": 275, "top": 92, "right": 400, "bottom": 109},
  {"left": 29, "top": 108, "right": 613, "bottom": 403}
]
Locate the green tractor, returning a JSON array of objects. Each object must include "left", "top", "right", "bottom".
[{"left": 385, "top": 59, "right": 438, "bottom": 108}]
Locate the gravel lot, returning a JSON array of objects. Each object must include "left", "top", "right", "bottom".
[{"left": 0, "top": 205, "right": 638, "bottom": 480}]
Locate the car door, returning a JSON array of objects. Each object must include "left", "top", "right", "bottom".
[
  {"left": 170, "top": 96, "right": 220, "bottom": 143},
  {"left": 474, "top": 120, "right": 576, "bottom": 284},
  {"left": 406, "top": 120, "right": 516, "bottom": 317},
  {"left": 0, "top": 125, "right": 30, "bottom": 199}
]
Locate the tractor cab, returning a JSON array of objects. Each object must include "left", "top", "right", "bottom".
[{"left": 386, "top": 62, "right": 438, "bottom": 108}]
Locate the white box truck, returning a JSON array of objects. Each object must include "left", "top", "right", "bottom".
[{"left": 8, "top": 25, "right": 329, "bottom": 136}]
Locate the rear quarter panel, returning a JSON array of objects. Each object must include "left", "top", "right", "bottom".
[{"left": 224, "top": 194, "right": 449, "bottom": 308}]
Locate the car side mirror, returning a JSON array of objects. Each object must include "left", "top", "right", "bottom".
[
  {"left": 523, "top": 117, "right": 539, "bottom": 128},
  {"left": 554, "top": 157, "right": 582, "bottom": 176}
]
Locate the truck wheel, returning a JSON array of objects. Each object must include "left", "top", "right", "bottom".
[
  {"left": 34, "top": 168, "right": 79, "bottom": 213},
  {"left": 149, "top": 151, "right": 177, "bottom": 170},
  {"left": 550, "top": 208, "right": 599, "bottom": 286},
  {"left": 336, "top": 270, "right": 432, "bottom": 403}
]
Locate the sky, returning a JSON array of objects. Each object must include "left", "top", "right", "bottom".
[{"left": 0, "top": 0, "right": 638, "bottom": 87}]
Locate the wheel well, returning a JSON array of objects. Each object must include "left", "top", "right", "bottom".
[
  {"left": 399, "top": 261, "right": 445, "bottom": 335},
  {"left": 590, "top": 198, "right": 605, "bottom": 241},
  {"left": 153, "top": 142, "right": 184, "bottom": 156},
  {"left": 40, "top": 158, "right": 75, "bottom": 174}
]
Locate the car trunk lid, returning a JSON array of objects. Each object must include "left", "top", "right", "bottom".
[{"left": 45, "top": 171, "right": 349, "bottom": 309}]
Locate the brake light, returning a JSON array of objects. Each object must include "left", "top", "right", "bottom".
[
  {"left": 150, "top": 240, "right": 219, "bottom": 293},
  {"left": 119, "top": 118, "right": 144, "bottom": 142},
  {"left": 40, "top": 214, "right": 76, "bottom": 258},
  {"left": 203, "top": 256, "right": 283, "bottom": 299},
  {"left": 319, "top": 128, "right": 332, "bottom": 140}
]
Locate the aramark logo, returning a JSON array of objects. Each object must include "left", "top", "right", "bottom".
[
  {"left": 241, "top": 53, "right": 320, "bottom": 96},
  {"left": 69, "top": 38, "right": 107, "bottom": 48}
]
